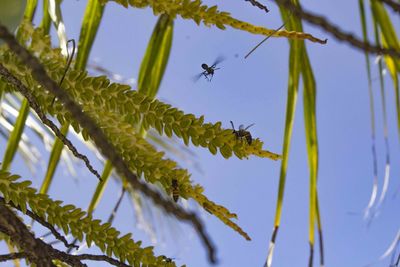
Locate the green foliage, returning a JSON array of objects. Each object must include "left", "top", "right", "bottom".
[
  {"left": 0, "top": 170, "right": 175, "bottom": 266},
  {"left": 138, "top": 14, "right": 173, "bottom": 99},
  {"left": 102, "top": 0, "right": 326, "bottom": 44},
  {"left": 0, "top": 23, "right": 281, "bottom": 240}
]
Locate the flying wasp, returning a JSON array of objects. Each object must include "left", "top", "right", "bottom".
[
  {"left": 171, "top": 179, "right": 179, "bottom": 203},
  {"left": 193, "top": 56, "right": 225, "bottom": 82},
  {"left": 230, "top": 121, "right": 255, "bottom": 145}
]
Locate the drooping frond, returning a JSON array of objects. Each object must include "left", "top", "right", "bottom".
[
  {"left": 0, "top": 170, "right": 175, "bottom": 266},
  {"left": 101, "top": 0, "right": 327, "bottom": 44},
  {"left": 0, "top": 23, "right": 282, "bottom": 240}
]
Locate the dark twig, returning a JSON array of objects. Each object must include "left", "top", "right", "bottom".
[
  {"left": 0, "top": 252, "right": 27, "bottom": 262},
  {"left": 0, "top": 202, "right": 80, "bottom": 267},
  {"left": 0, "top": 202, "right": 134, "bottom": 267},
  {"left": 378, "top": 0, "right": 400, "bottom": 13},
  {"left": 52, "top": 39, "right": 76, "bottom": 105},
  {"left": 0, "top": 63, "right": 102, "bottom": 181},
  {"left": 0, "top": 197, "right": 78, "bottom": 250},
  {"left": 245, "top": 21, "right": 286, "bottom": 58},
  {"left": 245, "top": 0, "right": 269, "bottom": 13},
  {"left": 0, "top": 23, "right": 217, "bottom": 263},
  {"left": 74, "top": 254, "right": 131, "bottom": 267},
  {"left": 273, "top": 0, "right": 400, "bottom": 58},
  {"left": 107, "top": 186, "right": 126, "bottom": 224}
]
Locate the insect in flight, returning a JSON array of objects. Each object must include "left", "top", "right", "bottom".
[
  {"left": 171, "top": 179, "right": 179, "bottom": 202},
  {"left": 193, "top": 56, "right": 225, "bottom": 82},
  {"left": 230, "top": 121, "right": 255, "bottom": 145}
]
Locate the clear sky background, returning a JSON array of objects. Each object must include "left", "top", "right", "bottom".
[{"left": 2, "top": 0, "right": 400, "bottom": 267}]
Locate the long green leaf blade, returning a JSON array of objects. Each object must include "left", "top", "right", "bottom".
[
  {"left": 87, "top": 160, "right": 113, "bottom": 215},
  {"left": 1, "top": 0, "right": 37, "bottom": 172},
  {"left": 359, "top": 0, "right": 379, "bottom": 220},
  {"left": 138, "top": 14, "right": 173, "bottom": 99},
  {"left": 39, "top": 123, "right": 69, "bottom": 194},
  {"left": 264, "top": 39, "right": 301, "bottom": 267},
  {"left": 1, "top": 99, "right": 29, "bottom": 171},
  {"left": 370, "top": 0, "right": 400, "bottom": 70},
  {"left": 40, "top": 0, "right": 105, "bottom": 195},
  {"left": 75, "top": 0, "right": 105, "bottom": 70},
  {"left": 301, "top": 40, "right": 321, "bottom": 267},
  {"left": 39, "top": 0, "right": 51, "bottom": 33}
]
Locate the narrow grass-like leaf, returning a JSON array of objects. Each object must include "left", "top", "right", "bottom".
[
  {"left": 39, "top": 123, "right": 69, "bottom": 194},
  {"left": 22, "top": 0, "right": 37, "bottom": 22},
  {"left": 75, "top": 0, "right": 105, "bottom": 70},
  {"left": 87, "top": 160, "right": 113, "bottom": 215},
  {"left": 301, "top": 40, "right": 322, "bottom": 267},
  {"left": 2, "top": 4, "right": 37, "bottom": 265},
  {"left": 40, "top": 0, "right": 105, "bottom": 194},
  {"left": 265, "top": 3, "right": 323, "bottom": 265},
  {"left": 1, "top": 0, "right": 40, "bottom": 172},
  {"left": 138, "top": 14, "right": 173, "bottom": 99},
  {"left": 370, "top": 0, "right": 400, "bottom": 70},
  {"left": 138, "top": 14, "right": 174, "bottom": 139},
  {"left": 1, "top": 99, "right": 29, "bottom": 171},
  {"left": 359, "top": 0, "right": 379, "bottom": 221},
  {"left": 264, "top": 40, "right": 300, "bottom": 267},
  {"left": 382, "top": 35, "right": 400, "bottom": 142},
  {"left": 370, "top": 22, "right": 391, "bottom": 218},
  {"left": 48, "top": 0, "right": 68, "bottom": 56},
  {"left": 39, "top": 0, "right": 51, "bottom": 34}
]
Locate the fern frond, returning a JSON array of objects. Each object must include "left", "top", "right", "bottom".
[
  {"left": 101, "top": 0, "right": 326, "bottom": 44},
  {"left": 0, "top": 170, "right": 175, "bottom": 266},
  {"left": 0, "top": 23, "right": 278, "bottom": 240}
]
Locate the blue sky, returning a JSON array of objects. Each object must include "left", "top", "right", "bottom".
[{"left": 2, "top": 0, "right": 400, "bottom": 267}]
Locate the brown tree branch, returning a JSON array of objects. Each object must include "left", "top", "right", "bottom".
[
  {"left": 0, "top": 202, "right": 140, "bottom": 267},
  {"left": 0, "top": 23, "right": 216, "bottom": 263},
  {"left": 244, "top": 0, "right": 269, "bottom": 13},
  {"left": 0, "top": 197, "right": 78, "bottom": 250},
  {"left": 0, "top": 202, "right": 81, "bottom": 267},
  {"left": 0, "top": 63, "right": 102, "bottom": 181},
  {"left": 0, "top": 252, "right": 27, "bottom": 262},
  {"left": 274, "top": 0, "right": 400, "bottom": 58},
  {"left": 74, "top": 254, "right": 131, "bottom": 267}
]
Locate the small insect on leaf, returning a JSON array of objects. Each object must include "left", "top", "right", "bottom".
[
  {"left": 230, "top": 121, "right": 255, "bottom": 145},
  {"left": 171, "top": 179, "right": 179, "bottom": 202}
]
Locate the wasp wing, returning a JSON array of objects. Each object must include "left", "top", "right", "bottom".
[
  {"left": 245, "top": 123, "right": 255, "bottom": 130},
  {"left": 211, "top": 55, "right": 226, "bottom": 68},
  {"left": 192, "top": 72, "right": 205, "bottom": 82}
]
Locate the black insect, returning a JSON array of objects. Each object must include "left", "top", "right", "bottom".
[
  {"left": 193, "top": 56, "right": 225, "bottom": 82},
  {"left": 171, "top": 179, "right": 179, "bottom": 202},
  {"left": 162, "top": 256, "right": 173, "bottom": 263},
  {"left": 230, "top": 121, "right": 255, "bottom": 145}
]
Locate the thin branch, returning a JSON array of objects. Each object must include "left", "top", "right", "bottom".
[
  {"left": 0, "top": 202, "right": 141, "bottom": 267},
  {"left": 273, "top": 0, "right": 400, "bottom": 58},
  {"left": 0, "top": 197, "right": 78, "bottom": 250},
  {"left": 107, "top": 186, "right": 126, "bottom": 224},
  {"left": 244, "top": 0, "right": 269, "bottom": 13},
  {"left": 0, "top": 64, "right": 102, "bottom": 181},
  {"left": 0, "top": 252, "right": 27, "bottom": 262},
  {"left": 378, "top": 0, "right": 400, "bottom": 13},
  {"left": 245, "top": 22, "right": 286, "bottom": 58},
  {"left": 0, "top": 23, "right": 216, "bottom": 264},
  {"left": 0, "top": 202, "right": 78, "bottom": 267},
  {"left": 75, "top": 254, "right": 131, "bottom": 267}
]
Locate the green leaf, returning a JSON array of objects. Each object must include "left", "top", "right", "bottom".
[{"left": 137, "top": 14, "right": 174, "bottom": 99}]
